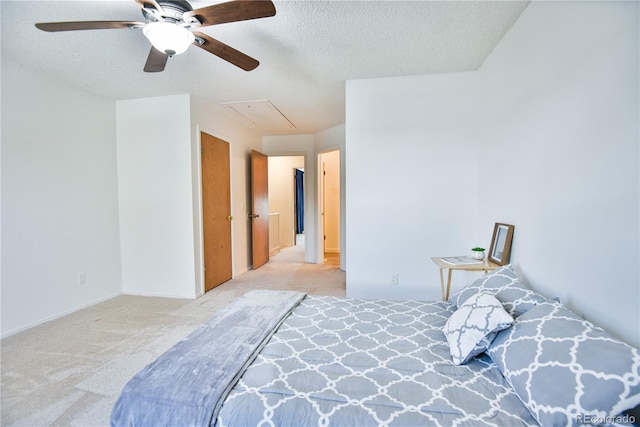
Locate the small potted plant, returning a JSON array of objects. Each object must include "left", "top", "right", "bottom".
[{"left": 471, "top": 247, "right": 485, "bottom": 260}]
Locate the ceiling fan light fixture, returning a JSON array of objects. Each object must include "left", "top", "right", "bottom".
[{"left": 143, "top": 21, "right": 194, "bottom": 56}]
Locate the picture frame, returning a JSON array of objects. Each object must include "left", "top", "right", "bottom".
[{"left": 488, "top": 223, "right": 515, "bottom": 265}]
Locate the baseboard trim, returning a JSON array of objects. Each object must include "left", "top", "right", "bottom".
[
  {"left": 122, "top": 291, "right": 198, "bottom": 300},
  {"left": 1, "top": 291, "right": 124, "bottom": 339}
]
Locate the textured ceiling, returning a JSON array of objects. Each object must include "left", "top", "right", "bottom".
[{"left": 1, "top": 0, "right": 530, "bottom": 135}]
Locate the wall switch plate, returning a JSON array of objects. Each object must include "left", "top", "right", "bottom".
[{"left": 77, "top": 272, "right": 86, "bottom": 285}]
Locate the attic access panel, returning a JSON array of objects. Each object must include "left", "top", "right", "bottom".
[{"left": 222, "top": 100, "right": 296, "bottom": 132}]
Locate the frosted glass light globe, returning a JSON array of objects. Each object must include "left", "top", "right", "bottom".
[{"left": 143, "top": 22, "right": 195, "bottom": 56}]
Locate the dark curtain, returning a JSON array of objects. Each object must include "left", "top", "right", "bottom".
[{"left": 295, "top": 169, "right": 304, "bottom": 234}]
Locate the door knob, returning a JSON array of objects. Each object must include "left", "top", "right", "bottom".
[
  {"left": 227, "top": 215, "right": 233, "bottom": 221},
  {"left": 248, "top": 213, "right": 260, "bottom": 219}
]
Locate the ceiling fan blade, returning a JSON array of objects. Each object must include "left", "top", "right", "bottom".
[
  {"left": 144, "top": 46, "right": 168, "bottom": 72},
  {"left": 134, "top": 0, "right": 165, "bottom": 15},
  {"left": 185, "top": 0, "right": 275, "bottom": 27},
  {"left": 35, "top": 21, "right": 144, "bottom": 32},
  {"left": 193, "top": 32, "right": 259, "bottom": 71}
]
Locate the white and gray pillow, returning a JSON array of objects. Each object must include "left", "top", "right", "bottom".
[
  {"left": 450, "top": 264, "right": 546, "bottom": 318},
  {"left": 443, "top": 292, "right": 513, "bottom": 365},
  {"left": 487, "top": 300, "right": 640, "bottom": 427}
]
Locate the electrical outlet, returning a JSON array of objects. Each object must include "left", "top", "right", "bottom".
[
  {"left": 391, "top": 273, "right": 399, "bottom": 286},
  {"left": 77, "top": 271, "right": 86, "bottom": 285}
]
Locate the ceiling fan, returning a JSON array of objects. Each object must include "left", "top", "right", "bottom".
[{"left": 35, "top": 0, "right": 276, "bottom": 72}]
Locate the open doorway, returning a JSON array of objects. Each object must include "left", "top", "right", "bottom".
[
  {"left": 294, "top": 168, "right": 304, "bottom": 247},
  {"left": 267, "top": 156, "right": 305, "bottom": 256},
  {"left": 319, "top": 150, "right": 340, "bottom": 267}
]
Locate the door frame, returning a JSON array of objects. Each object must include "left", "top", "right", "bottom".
[
  {"left": 195, "top": 126, "right": 236, "bottom": 296},
  {"left": 260, "top": 149, "right": 318, "bottom": 263},
  {"left": 317, "top": 147, "right": 344, "bottom": 270},
  {"left": 259, "top": 145, "right": 344, "bottom": 268}
]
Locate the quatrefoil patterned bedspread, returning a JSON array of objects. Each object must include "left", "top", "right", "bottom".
[{"left": 216, "top": 296, "right": 539, "bottom": 427}]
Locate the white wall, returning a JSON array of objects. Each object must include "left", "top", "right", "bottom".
[
  {"left": 2, "top": 71, "right": 270, "bottom": 337},
  {"left": 346, "top": 72, "right": 480, "bottom": 301},
  {"left": 116, "top": 95, "right": 197, "bottom": 298},
  {"left": 345, "top": 1, "right": 639, "bottom": 347},
  {"left": 1, "top": 58, "right": 122, "bottom": 336},
  {"left": 478, "top": 0, "right": 639, "bottom": 347}
]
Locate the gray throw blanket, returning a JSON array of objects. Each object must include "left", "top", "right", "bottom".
[{"left": 110, "top": 290, "right": 306, "bottom": 427}]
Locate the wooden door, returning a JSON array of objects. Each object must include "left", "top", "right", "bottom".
[
  {"left": 250, "top": 150, "right": 269, "bottom": 269},
  {"left": 201, "top": 133, "right": 233, "bottom": 291}
]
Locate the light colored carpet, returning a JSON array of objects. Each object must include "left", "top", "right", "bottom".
[{"left": 1, "top": 242, "right": 345, "bottom": 426}]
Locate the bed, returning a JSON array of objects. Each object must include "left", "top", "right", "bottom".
[{"left": 111, "top": 265, "right": 640, "bottom": 427}]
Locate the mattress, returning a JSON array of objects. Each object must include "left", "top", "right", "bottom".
[{"left": 215, "top": 295, "right": 539, "bottom": 426}]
